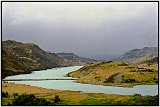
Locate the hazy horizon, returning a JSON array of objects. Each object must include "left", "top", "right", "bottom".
[{"left": 2, "top": 2, "right": 158, "bottom": 60}]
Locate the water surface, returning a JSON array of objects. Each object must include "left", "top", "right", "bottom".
[{"left": 4, "top": 66, "right": 158, "bottom": 96}]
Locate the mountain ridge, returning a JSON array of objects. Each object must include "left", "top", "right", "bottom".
[
  {"left": 114, "top": 47, "right": 158, "bottom": 64},
  {"left": 56, "top": 53, "right": 97, "bottom": 66}
]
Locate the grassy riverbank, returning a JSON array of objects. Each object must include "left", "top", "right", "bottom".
[
  {"left": 2, "top": 83, "right": 158, "bottom": 105},
  {"left": 68, "top": 61, "right": 158, "bottom": 87}
]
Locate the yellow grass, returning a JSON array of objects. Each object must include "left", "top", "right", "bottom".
[
  {"left": 68, "top": 61, "right": 158, "bottom": 87},
  {"left": 2, "top": 82, "right": 131, "bottom": 105}
]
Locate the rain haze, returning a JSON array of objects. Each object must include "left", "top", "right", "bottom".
[{"left": 2, "top": 2, "right": 158, "bottom": 60}]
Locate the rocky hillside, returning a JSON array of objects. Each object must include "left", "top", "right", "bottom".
[
  {"left": 2, "top": 40, "right": 69, "bottom": 78},
  {"left": 2, "top": 40, "right": 97, "bottom": 79},
  {"left": 68, "top": 61, "right": 158, "bottom": 87},
  {"left": 115, "top": 47, "right": 158, "bottom": 64},
  {"left": 56, "top": 53, "right": 97, "bottom": 66}
]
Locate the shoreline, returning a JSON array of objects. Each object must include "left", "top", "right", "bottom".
[
  {"left": 3, "top": 65, "right": 83, "bottom": 79},
  {"left": 71, "top": 79, "right": 158, "bottom": 88},
  {"left": 2, "top": 65, "right": 75, "bottom": 79},
  {"left": 2, "top": 82, "right": 158, "bottom": 105},
  {"left": 3, "top": 80, "right": 158, "bottom": 96}
]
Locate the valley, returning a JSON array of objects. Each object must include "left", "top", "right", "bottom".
[
  {"left": 2, "top": 40, "right": 158, "bottom": 106},
  {"left": 2, "top": 40, "right": 94, "bottom": 79},
  {"left": 2, "top": 2, "right": 159, "bottom": 106}
]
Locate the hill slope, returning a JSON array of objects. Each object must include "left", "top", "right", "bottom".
[
  {"left": 56, "top": 53, "right": 97, "bottom": 66},
  {"left": 115, "top": 47, "right": 158, "bottom": 64},
  {"left": 2, "top": 40, "right": 69, "bottom": 78},
  {"left": 2, "top": 40, "right": 97, "bottom": 78},
  {"left": 68, "top": 61, "right": 158, "bottom": 87}
]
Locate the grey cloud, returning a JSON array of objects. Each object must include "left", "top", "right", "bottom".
[{"left": 2, "top": 2, "right": 158, "bottom": 60}]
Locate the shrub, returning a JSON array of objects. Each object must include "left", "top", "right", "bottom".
[
  {"left": 143, "top": 95, "right": 158, "bottom": 105},
  {"left": 2, "top": 92, "right": 8, "bottom": 98},
  {"left": 54, "top": 95, "right": 61, "bottom": 103},
  {"left": 133, "top": 94, "right": 141, "bottom": 97},
  {"left": 132, "top": 94, "right": 158, "bottom": 105},
  {"left": 130, "top": 70, "right": 136, "bottom": 72},
  {"left": 118, "top": 63, "right": 128, "bottom": 66},
  {"left": 13, "top": 93, "right": 18, "bottom": 99},
  {"left": 122, "top": 78, "right": 136, "bottom": 83},
  {"left": 12, "top": 94, "right": 51, "bottom": 106}
]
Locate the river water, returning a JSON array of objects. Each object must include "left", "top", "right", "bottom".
[{"left": 4, "top": 66, "right": 158, "bottom": 96}]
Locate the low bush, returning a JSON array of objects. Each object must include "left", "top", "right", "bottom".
[
  {"left": 12, "top": 94, "right": 51, "bottom": 106},
  {"left": 54, "top": 95, "right": 61, "bottom": 103},
  {"left": 132, "top": 94, "right": 158, "bottom": 105},
  {"left": 122, "top": 78, "right": 136, "bottom": 83},
  {"left": 2, "top": 92, "right": 8, "bottom": 98}
]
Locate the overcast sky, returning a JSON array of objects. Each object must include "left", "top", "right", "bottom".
[{"left": 2, "top": 2, "right": 158, "bottom": 60}]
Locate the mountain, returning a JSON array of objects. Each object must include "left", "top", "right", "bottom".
[
  {"left": 2, "top": 40, "right": 69, "bottom": 78},
  {"left": 2, "top": 40, "right": 97, "bottom": 79},
  {"left": 115, "top": 47, "right": 158, "bottom": 64},
  {"left": 56, "top": 53, "right": 97, "bottom": 66}
]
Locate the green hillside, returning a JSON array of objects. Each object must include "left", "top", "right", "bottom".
[{"left": 68, "top": 61, "right": 158, "bottom": 87}]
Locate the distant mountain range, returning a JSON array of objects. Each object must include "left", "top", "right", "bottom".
[
  {"left": 115, "top": 47, "right": 158, "bottom": 64},
  {"left": 2, "top": 40, "right": 96, "bottom": 78},
  {"left": 56, "top": 53, "right": 97, "bottom": 66}
]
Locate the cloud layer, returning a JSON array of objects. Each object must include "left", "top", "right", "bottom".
[{"left": 2, "top": 2, "right": 158, "bottom": 60}]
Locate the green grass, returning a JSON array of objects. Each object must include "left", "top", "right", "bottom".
[{"left": 68, "top": 61, "right": 158, "bottom": 87}]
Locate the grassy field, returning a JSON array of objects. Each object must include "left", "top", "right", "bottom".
[
  {"left": 68, "top": 61, "right": 158, "bottom": 87},
  {"left": 2, "top": 82, "right": 158, "bottom": 106},
  {"left": 2, "top": 82, "right": 129, "bottom": 105}
]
